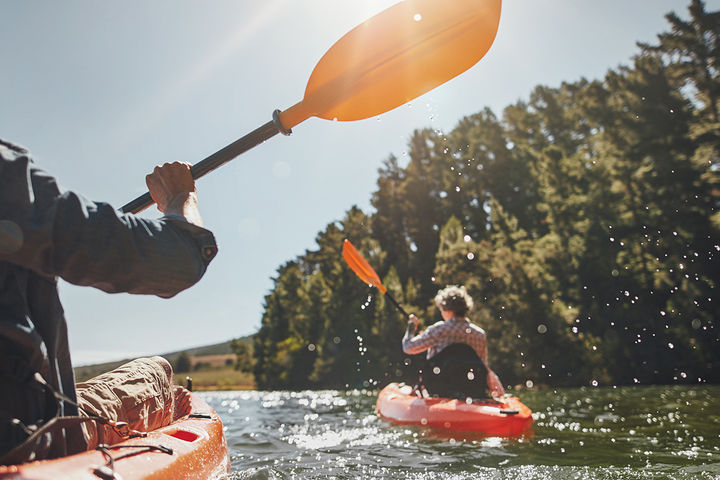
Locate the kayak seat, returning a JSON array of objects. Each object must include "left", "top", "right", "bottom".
[{"left": 420, "top": 343, "right": 490, "bottom": 400}]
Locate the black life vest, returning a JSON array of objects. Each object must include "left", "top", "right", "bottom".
[{"left": 420, "top": 343, "right": 490, "bottom": 399}]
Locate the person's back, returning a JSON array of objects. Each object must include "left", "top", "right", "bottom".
[
  {"left": 402, "top": 285, "right": 505, "bottom": 398},
  {"left": 421, "top": 343, "right": 491, "bottom": 399},
  {"left": 0, "top": 138, "right": 217, "bottom": 463}
]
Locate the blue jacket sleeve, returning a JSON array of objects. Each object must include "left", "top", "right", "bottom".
[{"left": 0, "top": 140, "right": 217, "bottom": 298}]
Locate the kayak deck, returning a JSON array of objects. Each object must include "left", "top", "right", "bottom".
[
  {"left": 377, "top": 382, "right": 533, "bottom": 436},
  {"left": 0, "top": 393, "right": 230, "bottom": 480}
]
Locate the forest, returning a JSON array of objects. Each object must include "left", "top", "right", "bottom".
[{"left": 249, "top": 1, "right": 720, "bottom": 391}]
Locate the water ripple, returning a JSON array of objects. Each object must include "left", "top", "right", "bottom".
[{"left": 199, "top": 385, "right": 720, "bottom": 479}]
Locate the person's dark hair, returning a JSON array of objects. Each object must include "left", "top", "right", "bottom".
[{"left": 434, "top": 285, "right": 473, "bottom": 317}]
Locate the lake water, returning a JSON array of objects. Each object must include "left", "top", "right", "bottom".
[{"left": 199, "top": 385, "right": 720, "bottom": 479}]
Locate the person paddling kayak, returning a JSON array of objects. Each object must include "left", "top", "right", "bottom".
[
  {"left": 402, "top": 285, "right": 505, "bottom": 398},
  {"left": 0, "top": 138, "right": 217, "bottom": 465}
]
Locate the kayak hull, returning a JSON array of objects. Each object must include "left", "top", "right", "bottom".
[
  {"left": 0, "top": 393, "right": 230, "bottom": 480},
  {"left": 377, "top": 382, "right": 533, "bottom": 436}
]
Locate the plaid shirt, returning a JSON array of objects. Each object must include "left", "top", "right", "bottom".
[
  {"left": 402, "top": 316, "right": 505, "bottom": 396},
  {"left": 403, "top": 316, "right": 488, "bottom": 361}
]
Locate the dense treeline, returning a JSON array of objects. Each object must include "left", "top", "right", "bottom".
[{"left": 252, "top": 1, "right": 720, "bottom": 390}]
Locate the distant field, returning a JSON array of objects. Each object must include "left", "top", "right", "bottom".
[
  {"left": 75, "top": 343, "right": 257, "bottom": 390},
  {"left": 175, "top": 365, "right": 255, "bottom": 391},
  {"left": 74, "top": 336, "right": 255, "bottom": 388},
  {"left": 188, "top": 354, "right": 236, "bottom": 368}
]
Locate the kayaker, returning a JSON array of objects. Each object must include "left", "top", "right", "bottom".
[
  {"left": 402, "top": 285, "right": 505, "bottom": 397},
  {"left": 0, "top": 138, "right": 217, "bottom": 464}
]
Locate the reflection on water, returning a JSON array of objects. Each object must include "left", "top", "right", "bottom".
[{"left": 198, "top": 385, "right": 720, "bottom": 479}]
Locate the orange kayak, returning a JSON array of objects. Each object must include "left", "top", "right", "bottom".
[
  {"left": 0, "top": 393, "right": 230, "bottom": 480},
  {"left": 377, "top": 382, "right": 533, "bottom": 436}
]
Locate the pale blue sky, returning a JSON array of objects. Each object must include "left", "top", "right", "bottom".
[{"left": 2, "top": 0, "right": 715, "bottom": 365}]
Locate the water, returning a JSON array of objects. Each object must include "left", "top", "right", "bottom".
[{"left": 199, "top": 385, "right": 720, "bottom": 479}]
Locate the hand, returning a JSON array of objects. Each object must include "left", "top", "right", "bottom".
[
  {"left": 408, "top": 314, "right": 419, "bottom": 330},
  {"left": 172, "top": 385, "right": 193, "bottom": 421},
  {"left": 146, "top": 162, "right": 195, "bottom": 212},
  {"left": 146, "top": 162, "right": 203, "bottom": 226}
]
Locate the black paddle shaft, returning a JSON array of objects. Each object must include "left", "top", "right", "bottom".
[
  {"left": 120, "top": 110, "right": 291, "bottom": 214},
  {"left": 385, "top": 291, "right": 410, "bottom": 317}
]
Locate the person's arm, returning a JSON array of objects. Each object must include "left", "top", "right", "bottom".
[
  {"left": 0, "top": 146, "right": 217, "bottom": 298},
  {"left": 487, "top": 370, "right": 505, "bottom": 397},
  {"left": 475, "top": 330, "right": 506, "bottom": 397},
  {"left": 402, "top": 314, "right": 440, "bottom": 355}
]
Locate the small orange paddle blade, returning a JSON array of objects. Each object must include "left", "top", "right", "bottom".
[
  {"left": 342, "top": 239, "right": 387, "bottom": 294},
  {"left": 279, "top": 0, "right": 502, "bottom": 128}
]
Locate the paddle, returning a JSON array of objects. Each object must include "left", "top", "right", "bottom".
[
  {"left": 121, "top": 0, "right": 502, "bottom": 213},
  {"left": 342, "top": 239, "right": 410, "bottom": 316}
]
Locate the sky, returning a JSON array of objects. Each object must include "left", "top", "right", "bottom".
[{"left": 2, "top": 0, "right": 717, "bottom": 366}]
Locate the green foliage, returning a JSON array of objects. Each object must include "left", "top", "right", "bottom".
[
  {"left": 230, "top": 338, "right": 255, "bottom": 373},
  {"left": 174, "top": 351, "right": 191, "bottom": 374},
  {"left": 253, "top": 1, "right": 720, "bottom": 390}
]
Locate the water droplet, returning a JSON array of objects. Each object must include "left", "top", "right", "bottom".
[
  {"left": 467, "top": 371, "right": 475, "bottom": 381},
  {"left": 592, "top": 380, "right": 598, "bottom": 387},
  {"left": 525, "top": 380, "right": 534, "bottom": 388},
  {"left": 432, "top": 366, "right": 441, "bottom": 375},
  {"left": 668, "top": 343, "right": 674, "bottom": 349},
  {"left": 463, "top": 235, "right": 471, "bottom": 242},
  {"left": 537, "top": 324, "right": 548, "bottom": 334},
  {"left": 413, "top": 13, "right": 422, "bottom": 21},
  {"left": 466, "top": 252, "right": 475, "bottom": 260}
]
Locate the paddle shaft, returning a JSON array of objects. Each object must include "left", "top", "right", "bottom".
[
  {"left": 384, "top": 290, "right": 410, "bottom": 317},
  {"left": 120, "top": 110, "right": 290, "bottom": 214}
]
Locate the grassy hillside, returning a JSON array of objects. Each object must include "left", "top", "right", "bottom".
[{"left": 74, "top": 335, "right": 255, "bottom": 390}]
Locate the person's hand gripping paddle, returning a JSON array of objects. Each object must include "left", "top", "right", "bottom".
[{"left": 122, "top": 0, "right": 502, "bottom": 213}]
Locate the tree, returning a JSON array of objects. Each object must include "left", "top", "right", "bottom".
[
  {"left": 174, "top": 351, "right": 191, "bottom": 374},
  {"left": 249, "top": 1, "right": 720, "bottom": 389},
  {"left": 230, "top": 339, "right": 254, "bottom": 373}
]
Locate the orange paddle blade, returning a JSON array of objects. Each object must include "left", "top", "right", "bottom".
[
  {"left": 342, "top": 239, "right": 387, "bottom": 294},
  {"left": 279, "top": 0, "right": 502, "bottom": 129}
]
